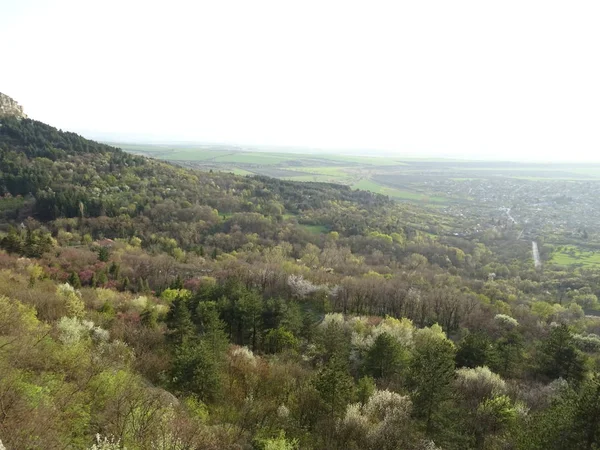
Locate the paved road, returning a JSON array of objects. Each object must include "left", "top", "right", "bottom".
[{"left": 532, "top": 241, "right": 541, "bottom": 269}]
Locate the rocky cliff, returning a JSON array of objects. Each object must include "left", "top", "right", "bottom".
[{"left": 0, "top": 92, "right": 26, "bottom": 119}]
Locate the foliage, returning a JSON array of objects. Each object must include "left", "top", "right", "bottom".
[{"left": 1, "top": 116, "right": 600, "bottom": 448}]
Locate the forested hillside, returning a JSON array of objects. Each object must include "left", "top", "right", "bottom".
[{"left": 1, "top": 117, "right": 600, "bottom": 449}]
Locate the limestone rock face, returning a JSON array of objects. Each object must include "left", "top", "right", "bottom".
[{"left": 0, "top": 92, "right": 26, "bottom": 119}]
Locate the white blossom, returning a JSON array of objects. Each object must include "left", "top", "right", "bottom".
[
  {"left": 494, "top": 314, "right": 519, "bottom": 328},
  {"left": 287, "top": 274, "right": 319, "bottom": 298},
  {"left": 277, "top": 404, "right": 290, "bottom": 418},
  {"left": 89, "top": 434, "right": 122, "bottom": 450},
  {"left": 91, "top": 326, "right": 110, "bottom": 343},
  {"left": 57, "top": 316, "right": 90, "bottom": 346},
  {"left": 230, "top": 346, "right": 257, "bottom": 366}
]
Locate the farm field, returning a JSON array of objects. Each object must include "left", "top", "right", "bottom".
[{"left": 550, "top": 245, "right": 600, "bottom": 268}]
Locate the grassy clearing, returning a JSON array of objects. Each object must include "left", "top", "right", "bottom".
[
  {"left": 167, "top": 150, "right": 231, "bottom": 161},
  {"left": 316, "top": 154, "right": 405, "bottom": 166},
  {"left": 211, "top": 153, "right": 292, "bottom": 165},
  {"left": 550, "top": 245, "right": 600, "bottom": 267},
  {"left": 352, "top": 179, "right": 449, "bottom": 203},
  {"left": 230, "top": 168, "right": 255, "bottom": 176},
  {"left": 292, "top": 166, "right": 352, "bottom": 176},
  {"left": 282, "top": 174, "right": 343, "bottom": 183},
  {"left": 300, "top": 224, "right": 329, "bottom": 234}
]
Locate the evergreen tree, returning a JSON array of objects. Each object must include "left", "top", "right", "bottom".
[
  {"left": 364, "top": 332, "right": 407, "bottom": 381},
  {"left": 314, "top": 356, "right": 354, "bottom": 421},
  {"left": 140, "top": 306, "right": 158, "bottom": 328},
  {"left": 68, "top": 271, "right": 82, "bottom": 289},
  {"left": 571, "top": 374, "right": 600, "bottom": 449},
  {"left": 409, "top": 335, "right": 456, "bottom": 434},
  {"left": 537, "top": 324, "right": 586, "bottom": 383},
  {"left": 166, "top": 297, "right": 196, "bottom": 346},
  {"left": 97, "top": 271, "right": 108, "bottom": 286},
  {"left": 196, "top": 301, "right": 228, "bottom": 358},
  {"left": 456, "top": 332, "right": 492, "bottom": 368},
  {"left": 98, "top": 246, "right": 110, "bottom": 262}
]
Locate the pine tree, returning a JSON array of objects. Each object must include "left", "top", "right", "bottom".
[
  {"left": 364, "top": 332, "right": 407, "bottom": 381},
  {"left": 98, "top": 246, "right": 110, "bottom": 262},
  {"left": 141, "top": 306, "right": 158, "bottom": 328},
  {"left": 537, "top": 324, "right": 586, "bottom": 383},
  {"left": 166, "top": 297, "right": 196, "bottom": 346},
  {"left": 120, "top": 276, "right": 130, "bottom": 292},
  {"left": 409, "top": 335, "right": 456, "bottom": 434},
  {"left": 97, "top": 271, "right": 108, "bottom": 286},
  {"left": 68, "top": 271, "right": 82, "bottom": 289},
  {"left": 315, "top": 356, "right": 354, "bottom": 421}
]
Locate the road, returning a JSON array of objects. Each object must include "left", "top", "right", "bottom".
[{"left": 532, "top": 241, "right": 541, "bottom": 269}]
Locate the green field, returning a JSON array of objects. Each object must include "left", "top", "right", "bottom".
[
  {"left": 351, "top": 179, "right": 450, "bottom": 203},
  {"left": 550, "top": 245, "right": 600, "bottom": 267},
  {"left": 300, "top": 224, "right": 329, "bottom": 234}
]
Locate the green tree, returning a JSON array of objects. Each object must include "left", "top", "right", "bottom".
[
  {"left": 456, "top": 332, "right": 492, "bottom": 368},
  {"left": 140, "top": 306, "right": 158, "bottom": 328},
  {"left": 196, "top": 301, "right": 228, "bottom": 358},
  {"left": 172, "top": 341, "right": 222, "bottom": 402},
  {"left": 537, "top": 324, "right": 586, "bottom": 383},
  {"left": 356, "top": 375, "right": 376, "bottom": 404},
  {"left": 364, "top": 332, "right": 407, "bottom": 381},
  {"left": 489, "top": 329, "right": 524, "bottom": 377},
  {"left": 68, "top": 271, "right": 82, "bottom": 289},
  {"left": 315, "top": 356, "right": 354, "bottom": 421},
  {"left": 98, "top": 246, "right": 110, "bottom": 262},
  {"left": 264, "top": 326, "right": 298, "bottom": 353},
  {"left": 409, "top": 333, "right": 456, "bottom": 434},
  {"left": 238, "top": 290, "right": 263, "bottom": 351},
  {"left": 571, "top": 374, "right": 600, "bottom": 449},
  {"left": 166, "top": 297, "right": 196, "bottom": 346}
]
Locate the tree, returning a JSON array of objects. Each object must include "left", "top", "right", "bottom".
[
  {"left": 474, "top": 395, "right": 518, "bottom": 449},
  {"left": 571, "top": 374, "right": 600, "bottom": 449},
  {"left": 364, "top": 332, "right": 407, "bottom": 382},
  {"left": 356, "top": 376, "right": 376, "bottom": 405},
  {"left": 196, "top": 301, "right": 228, "bottom": 358},
  {"left": 68, "top": 271, "right": 82, "bottom": 289},
  {"left": 166, "top": 297, "right": 195, "bottom": 346},
  {"left": 172, "top": 340, "right": 222, "bottom": 402},
  {"left": 409, "top": 330, "right": 456, "bottom": 434},
  {"left": 489, "top": 329, "right": 524, "bottom": 377},
  {"left": 456, "top": 332, "right": 492, "bottom": 368},
  {"left": 537, "top": 324, "right": 586, "bottom": 383},
  {"left": 140, "top": 307, "right": 158, "bottom": 328},
  {"left": 98, "top": 246, "right": 110, "bottom": 262},
  {"left": 264, "top": 326, "right": 298, "bottom": 353},
  {"left": 237, "top": 290, "right": 262, "bottom": 351},
  {"left": 315, "top": 356, "right": 354, "bottom": 421}
]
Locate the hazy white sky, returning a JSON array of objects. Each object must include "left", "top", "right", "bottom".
[{"left": 1, "top": 0, "right": 599, "bottom": 161}]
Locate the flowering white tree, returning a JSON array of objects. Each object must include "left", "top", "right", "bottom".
[
  {"left": 287, "top": 274, "right": 319, "bottom": 298},
  {"left": 494, "top": 314, "right": 519, "bottom": 329},
  {"left": 455, "top": 366, "right": 507, "bottom": 409},
  {"left": 338, "top": 389, "right": 427, "bottom": 449}
]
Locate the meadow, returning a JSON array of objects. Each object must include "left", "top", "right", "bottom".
[{"left": 550, "top": 245, "right": 600, "bottom": 268}]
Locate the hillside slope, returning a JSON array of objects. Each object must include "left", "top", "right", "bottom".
[{"left": 1, "top": 113, "right": 600, "bottom": 449}]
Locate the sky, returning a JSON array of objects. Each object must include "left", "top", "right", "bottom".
[{"left": 1, "top": 0, "right": 599, "bottom": 161}]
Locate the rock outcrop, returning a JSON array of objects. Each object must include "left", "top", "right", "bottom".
[{"left": 0, "top": 92, "right": 26, "bottom": 119}]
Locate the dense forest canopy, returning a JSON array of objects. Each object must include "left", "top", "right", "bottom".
[{"left": 1, "top": 116, "right": 600, "bottom": 449}]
